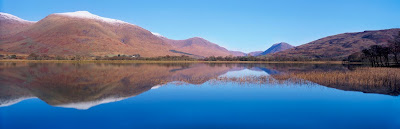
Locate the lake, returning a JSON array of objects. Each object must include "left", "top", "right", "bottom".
[{"left": 0, "top": 62, "right": 399, "bottom": 129}]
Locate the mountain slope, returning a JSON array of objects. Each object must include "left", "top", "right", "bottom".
[
  {"left": 1, "top": 11, "right": 245, "bottom": 57},
  {"left": 0, "top": 12, "right": 35, "bottom": 38},
  {"left": 248, "top": 51, "right": 263, "bottom": 56},
  {"left": 229, "top": 51, "right": 246, "bottom": 56},
  {"left": 273, "top": 28, "right": 400, "bottom": 59},
  {"left": 0, "top": 11, "right": 177, "bottom": 57},
  {"left": 259, "top": 42, "right": 294, "bottom": 55},
  {"left": 156, "top": 34, "right": 243, "bottom": 57}
]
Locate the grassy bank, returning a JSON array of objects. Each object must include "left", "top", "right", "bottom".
[{"left": 0, "top": 59, "right": 345, "bottom": 64}]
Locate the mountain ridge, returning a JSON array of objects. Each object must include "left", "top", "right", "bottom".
[
  {"left": 153, "top": 33, "right": 245, "bottom": 57},
  {"left": 272, "top": 28, "right": 400, "bottom": 59},
  {"left": 259, "top": 42, "right": 294, "bottom": 55},
  {"left": 0, "top": 11, "right": 244, "bottom": 57}
]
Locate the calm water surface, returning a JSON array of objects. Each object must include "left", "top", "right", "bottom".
[{"left": 0, "top": 63, "right": 399, "bottom": 129}]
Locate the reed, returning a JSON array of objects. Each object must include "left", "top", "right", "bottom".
[
  {"left": 207, "top": 67, "right": 399, "bottom": 95},
  {"left": 290, "top": 67, "right": 400, "bottom": 87}
]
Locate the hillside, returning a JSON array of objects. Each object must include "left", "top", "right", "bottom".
[
  {"left": 0, "top": 11, "right": 244, "bottom": 57},
  {"left": 248, "top": 51, "right": 263, "bottom": 56},
  {"left": 273, "top": 29, "right": 400, "bottom": 59},
  {"left": 158, "top": 35, "right": 244, "bottom": 57},
  {"left": 259, "top": 42, "right": 294, "bottom": 55},
  {"left": 0, "top": 13, "right": 35, "bottom": 39},
  {"left": 0, "top": 11, "right": 178, "bottom": 57}
]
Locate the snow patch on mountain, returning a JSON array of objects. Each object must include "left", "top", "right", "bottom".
[
  {"left": 0, "top": 96, "right": 36, "bottom": 107},
  {"left": 54, "top": 11, "right": 131, "bottom": 25},
  {"left": 54, "top": 96, "right": 130, "bottom": 110},
  {"left": 0, "top": 12, "right": 36, "bottom": 23},
  {"left": 151, "top": 32, "right": 165, "bottom": 38},
  {"left": 151, "top": 84, "right": 162, "bottom": 89}
]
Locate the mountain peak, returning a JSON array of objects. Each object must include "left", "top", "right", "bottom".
[
  {"left": 272, "top": 42, "right": 289, "bottom": 46},
  {"left": 189, "top": 37, "right": 205, "bottom": 40},
  {"left": 0, "top": 12, "right": 36, "bottom": 23},
  {"left": 259, "top": 42, "right": 294, "bottom": 55},
  {"left": 54, "top": 11, "right": 130, "bottom": 25}
]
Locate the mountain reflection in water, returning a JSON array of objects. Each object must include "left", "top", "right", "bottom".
[{"left": 0, "top": 62, "right": 397, "bottom": 109}]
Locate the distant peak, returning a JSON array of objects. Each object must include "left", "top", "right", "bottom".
[
  {"left": 190, "top": 37, "right": 205, "bottom": 40},
  {"left": 273, "top": 42, "right": 289, "bottom": 45},
  {"left": 0, "top": 12, "right": 36, "bottom": 23},
  {"left": 54, "top": 11, "right": 131, "bottom": 25}
]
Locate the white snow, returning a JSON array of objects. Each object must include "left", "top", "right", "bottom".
[
  {"left": 151, "top": 32, "right": 165, "bottom": 38},
  {"left": 54, "top": 11, "right": 131, "bottom": 25},
  {"left": 54, "top": 96, "right": 130, "bottom": 110},
  {"left": 0, "top": 97, "right": 36, "bottom": 107},
  {"left": 0, "top": 12, "right": 36, "bottom": 23},
  {"left": 151, "top": 85, "right": 162, "bottom": 89}
]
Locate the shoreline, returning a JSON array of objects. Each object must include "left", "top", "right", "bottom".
[{"left": 0, "top": 59, "right": 352, "bottom": 64}]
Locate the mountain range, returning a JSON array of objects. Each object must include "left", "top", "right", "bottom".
[
  {"left": 0, "top": 11, "right": 243, "bottom": 57},
  {"left": 0, "top": 13, "right": 35, "bottom": 38},
  {"left": 155, "top": 34, "right": 245, "bottom": 57},
  {"left": 1, "top": 11, "right": 399, "bottom": 59},
  {"left": 272, "top": 29, "right": 400, "bottom": 59}
]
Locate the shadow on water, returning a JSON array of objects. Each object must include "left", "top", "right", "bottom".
[{"left": 0, "top": 62, "right": 398, "bottom": 109}]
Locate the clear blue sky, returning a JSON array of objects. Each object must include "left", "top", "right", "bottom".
[{"left": 1, "top": 0, "right": 399, "bottom": 52}]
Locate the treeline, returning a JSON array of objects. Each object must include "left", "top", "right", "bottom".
[
  {"left": 27, "top": 53, "right": 91, "bottom": 60},
  {"left": 25, "top": 53, "right": 197, "bottom": 61},
  {"left": 22, "top": 53, "right": 335, "bottom": 62},
  {"left": 100, "top": 55, "right": 196, "bottom": 61},
  {"left": 0, "top": 54, "right": 19, "bottom": 59},
  {"left": 347, "top": 32, "right": 400, "bottom": 67}
]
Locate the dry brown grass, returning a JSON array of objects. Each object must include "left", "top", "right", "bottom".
[
  {"left": 291, "top": 67, "right": 400, "bottom": 87},
  {"left": 210, "top": 67, "right": 399, "bottom": 87},
  {"left": 206, "top": 67, "right": 400, "bottom": 95}
]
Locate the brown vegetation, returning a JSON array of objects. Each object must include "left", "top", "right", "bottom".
[
  {"left": 212, "top": 67, "right": 400, "bottom": 95},
  {"left": 0, "top": 12, "right": 243, "bottom": 58},
  {"left": 289, "top": 67, "right": 399, "bottom": 87},
  {"left": 272, "top": 29, "right": 400, "bottom": 60},
  {"left": 347, "top": 32, "right": 400, "bottom": 67},
  {"left": 162, "top": 37, "right": 245, "bottom": 57}
]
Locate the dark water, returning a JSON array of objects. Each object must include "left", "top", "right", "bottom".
[{"left": 0, "top": 62, "right": 399, "bottom": 129}]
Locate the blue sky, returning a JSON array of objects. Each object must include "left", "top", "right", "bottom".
[{"left": 1, "top": 0, "right": 399, "bottom": 52}]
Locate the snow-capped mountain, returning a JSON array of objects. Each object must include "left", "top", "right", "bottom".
[
  {"left": 0, "top": 11, "right": 244, "bottom": 57},
  {"left": 54, "top": 11, "right": 129, "bottom": 25},
  {"left": 0, "top": 12, "right": 36, "bottom": 23},
  {"left": 1, "top": 11, "right": 177, "bottom": 57},
  {"left": 0, "top": 12, "right": 35, "bottom": 37}
]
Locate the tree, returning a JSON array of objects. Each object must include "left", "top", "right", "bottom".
[
  {"left": 389, "top": 31, "right": 400, "bottom": 65},
  {"left": 362, "top": 45, "right": 392, "bottom": 67},
  {"left": 27, "top": 53, "right": 39, "bottom": 60},
  {"left": 347, "top": 52, "right": 363, "bottom": 62},
  {"left": 362, "top": 49, "right": 375, "bottom": 66}
]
